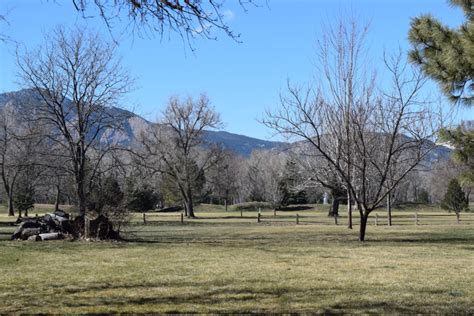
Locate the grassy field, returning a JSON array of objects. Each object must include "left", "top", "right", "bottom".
[{"left": 0, "top": 204, "right": 473, "bottom": 313}]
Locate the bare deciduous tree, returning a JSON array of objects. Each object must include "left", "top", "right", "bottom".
[
  {"left": 17, "top": 26, "right": 133, "bottom": 216},
  {"left": 0, "top": 106, "right": 25, "bottom": 216},
  {"left": 0, "top": 104, "right": 44, "bottom": 216},
  {"left": 139, "top": 94, "right": 222, "bottom": 218},
  {"left": 243, "top": 149, "right": 287, "bottom": 207},
  {"left": 205, "top": 149, "right": 243, "bottom": 210},
  {"left": 291, "top": 144, "right": 347, "bottom": 222},
  {"left": 314, "top": 18, "right": 374, "bottom": 229}
]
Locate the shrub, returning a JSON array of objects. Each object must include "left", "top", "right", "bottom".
[
  {"left": 88, "top": 176, "right": 124, "bottom": 213},
  {"left": 125, "top": 184, "right": 161, "bottom": 212},
  {"left": 229, "top": 201, "right": 274, "bottom": 212},
  {"left": 416, "top": 189, "right": 430, "bottom": 204}
]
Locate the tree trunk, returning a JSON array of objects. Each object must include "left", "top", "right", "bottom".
[
  {"left": 76, "top": 174, "right": 87, "bottom": 239},
  {"left": 75, "top": 153, "right": 87, "bottom": 216},
  {"left": 7, "top": 190, "right": 14, "bottom": 217},
  {"left": 186, "top": 186, "right": 195, "bottom": 218},
  {"left": 54, "top": 183, "right": 61, "bottom": 212},
  {"left": 225, "top": 199, "right": 228, "bottom": 212},
  {"left": 387, "top": 194, "right": 392, "bottom": 226},
  {"left": 359, "top": 212, "right": 369, "bottom": 241},
  {"left": 328, "top": 197, "right": 340, "bottom": 217},
  {"left": 76, "top": 182, "right": 86, "bottom": 216},
  {"left": 186, "top": 200, "right": 195, "bottom": 218},
  {"left": 76, "top": 180, "right": 86, "bottom": 216},
  {"left": 347, "top": 191, "right": 353, "bottom": 229}
]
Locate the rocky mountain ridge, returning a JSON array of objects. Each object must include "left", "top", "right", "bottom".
[
  {"left": 0, "top": 89, "right": 453, "bottom": 164},
  {"left": 0, "top": 89, "right": 285, "bottom": 157}
]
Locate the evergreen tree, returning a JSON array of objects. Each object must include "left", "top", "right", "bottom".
[
  {"left": 441, "top": 179, "right": 468, "bottom": 215},
  {"left": 439, "top": 125, "right": 474, "bottom": 191},
  {"left": 408, "top": 0, "right": 473, "bottom": 105},
  {"left": 88, "top": 176, "right": 124, "bottom": 213},
  {"left": 409, "top": 1, "right": 474, "bottom": 193},
  {"left": 125, "top": 184, "right": 161, "bottom": 212},
  {"left": 13, "top": 176, "right": 35, "bottom": 217},
  {"left": 102, "top": 177, "right": 124, "bottom": 208}
]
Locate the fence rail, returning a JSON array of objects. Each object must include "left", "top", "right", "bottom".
[{"left": 134, "top": 211, "right": 474, "bottom": 227}]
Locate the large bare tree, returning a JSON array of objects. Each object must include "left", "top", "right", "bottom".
[
  {"left": 264, "top": 18, "right": 442, "bottom": 241},
  {"left": 17, "top": 26, "right": 133, "bottom": 216},
  {"left": 313, "top": 18, "right": 374, "bottom": 229},
  {"left": 139, "top": 94, "right": 222, "bottom": 218}
]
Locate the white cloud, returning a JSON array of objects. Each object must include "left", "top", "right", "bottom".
[{"left": 222, "top": 9, "right": 235, "bottom": 22}]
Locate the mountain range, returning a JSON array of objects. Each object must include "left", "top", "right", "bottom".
[
  {"left": 0, "top": 89, "right": 455, "bottom": 165},
  {"left": 0, "top": 89, "right": 285, "bottom": 157}
]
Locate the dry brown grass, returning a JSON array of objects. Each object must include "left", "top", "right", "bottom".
[{"left": 0, "top": 204, "right": 473, "bottom": 313}]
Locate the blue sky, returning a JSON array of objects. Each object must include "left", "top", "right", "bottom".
[{"left": 0, "top": 0, "right": 472, "bottom": 140}]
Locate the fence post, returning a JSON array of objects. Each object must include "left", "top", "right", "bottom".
[
  {"left": 456, "top": 213, "right": 460, "bottom": 224},
  {"left": 84, "top": 217, "right": 90, "bottom": 239},
  {"left": 296, "top": 214, "right": 299, "bottom": 225},
  {"left": 274, "top": 209, "right": 276, "bottom": 216},
  {"left": 334, "top": 214, "right": 338, "bottom": 225},
  {"left": 240, "top": 209, "right": 243, "bottom": 217},
  {"left": 143, "top": 213, "right": 147, "bottom": 225},
  {"left": 257, "top": 212, "right": 261, "bottom": 223},
  {"left": 415, "top": 212, "right": 418, "bottom": 226},
  {"left": 375, "top": 213, "right": 378, "bottom": 226},
  {"left": 181, "top": 212, "right": 184, "bottom": 224}
]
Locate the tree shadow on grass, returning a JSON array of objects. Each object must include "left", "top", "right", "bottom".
[
  {"left": 59, "top": 283, "right": 304, "bottom": 311},
  {"left": 366, "top": 230, "right": 474, "bottom": 245},
  {"left": 325, "top": 300, "right": 430, "bottom": 314},
  {"left": 277, "top": 206, "right": 314, "bottom": 212},
  {"left": 60, "top": 282, "right": 288, "bottom": 304},
  {"left": 41, "top": 281, "right": 457, "bottom": 314}
]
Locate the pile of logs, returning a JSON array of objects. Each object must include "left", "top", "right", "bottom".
[
  {"left": 12, "top": 210, "right": 75, "bottom": 241},
  {"left": 11, "top": 210, "right": 119, "bottom": 241}
]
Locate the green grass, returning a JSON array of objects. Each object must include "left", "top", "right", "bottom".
[{"left": 0, "top": 204, "right": 473, "bottom": 313}]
